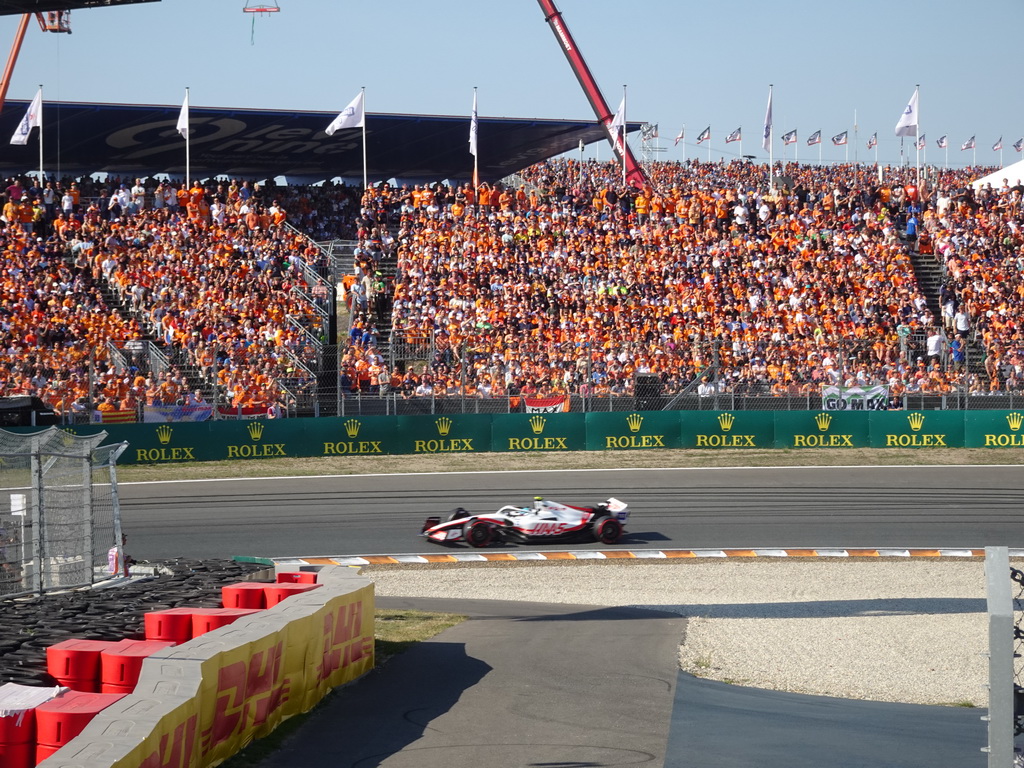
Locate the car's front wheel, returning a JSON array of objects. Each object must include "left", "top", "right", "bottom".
[
  {"left": 593, "top": 516, "right": 623, "bottom": 544},
  {"left": 464, "top": 520, "right": 496, "bottom": 548}
]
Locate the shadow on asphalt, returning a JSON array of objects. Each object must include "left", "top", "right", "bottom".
[
  {"left": 634, "top": 596, "right": 984, "bottom": 619},
  {"left": 258, "top": 641, "right": 491, "bottom": 768}
]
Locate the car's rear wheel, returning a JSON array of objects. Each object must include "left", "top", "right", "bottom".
[
  {"left": 593, "top": 516, "right": 623, "bottom": 544},
  {"left": 464, "top": 519, "right": 495, "bottom": 548},
  {"left": 422, "top": 516, "right": 441, "bottom": 533}
]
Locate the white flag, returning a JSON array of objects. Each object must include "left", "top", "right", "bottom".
[
  {"left": 762, "top": 86, "right": 773, "bottom": 151},
  {"left": 326, "top": 91, "right": 365, "bottom": 136},
  {"left": 894, "top": 88, "right": 918, "bottom": 137},
  {"left": 674, "top": 126, "right": 684, "bottom": 146},
  {"left": 176, "top": 90, "right": 189, "bottom": 139},
  {"left": 10, "top": 88, "right": 42, "bottom": 146},
  {"left": 469, "top": 91, "right": 478, "bottom": 157},
  {"left": 609, "top": 95, "right": 625, "bottom": 148}
]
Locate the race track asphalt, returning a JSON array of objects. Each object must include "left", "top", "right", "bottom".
[
  {"left": 118, "top": 465, "right": 1024, "bottom": 561},
  {"left": 257, "top": 597, "right": 686, "bottom": 768}
]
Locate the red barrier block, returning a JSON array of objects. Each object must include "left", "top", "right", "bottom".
[
  {"left": 46, "top": 639, "right": 118, "bottom": 684},
  {"left": 276, "top": 571, "right": 318, "bottom": 584},
  {"left": 191, "top": 608, "right": 263, "bottom": 637},
  {"left": 221, "top": 582, "right": 267, "bottom": 609},
  {"left": 0, "top": 742, "right": 33, "bottom": 768},
  {"left": 263, "top": 582, "right": 322, "bottom": 607},
  {"left": 0, "top": 682, "right": 64, "bottom": 750},
  {"left": 34, "top": 691, "right": 126, "bottom": 748},
  {"left": 56, "top": 678, "right": 100, "bottom": 693},
  {"left": 34, "top": 742, "right": 61, "bottom": 763},
  {"left": 99, "top": 639, "right": 175, "bottom": 689},
  {"left": 99, "top": 683, "right": 135, "bottom": 695},
  {"left": 144, "top": 607, "right": 197, "bottom": 643}
]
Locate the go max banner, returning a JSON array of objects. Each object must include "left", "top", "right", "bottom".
[
  {"left": 821, "top": 385, "right": 889, "bottom": 411},
  {"left": 585, "top": 411, "right": 682, "bottom": 450}
]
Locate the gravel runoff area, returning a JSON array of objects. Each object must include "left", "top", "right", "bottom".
[{"left": 365, "top": 558, "right": 1014, "bottom": 707}]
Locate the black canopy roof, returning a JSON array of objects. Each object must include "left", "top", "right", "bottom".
[{"left": 0, "top": 99, "right": 639, "bottom": 183}]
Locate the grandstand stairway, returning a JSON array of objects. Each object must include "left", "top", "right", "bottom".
[{"left": 907, "top": 239, "right": 988, "bottom": 379}]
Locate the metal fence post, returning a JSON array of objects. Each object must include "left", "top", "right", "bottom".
[
  {"left": 30, "top": 443, "right": 42, "bottom": 594},
  {"left": 983, "top": 546, "right": 1014, "bottom": 766}
]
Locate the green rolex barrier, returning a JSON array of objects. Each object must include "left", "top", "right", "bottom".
[
  {"left": 490, "top": 412, "right": 586, "bottom": 452},
  {"left": 397, "top": 414, "right": 492, "bottom": 455},
  {"left": 317, "top": 416, "right": 401, "bottom": 456},
  {"left": 586, "top": 411, "right": 682, "bottom": 450},
  {"left": 964, "top": 410, "right": 1024, "bottom": 448},
  {"left": 774, "top": 411, "right": 871, "bottom": 449},
  {"left": 681, "top": 410, "right": 775, "bottom": 449},
  {"left": 869, "top": 410, "right": 965, "bottom": 448}
]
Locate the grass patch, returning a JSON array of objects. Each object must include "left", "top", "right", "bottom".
[{"left": 220, "top": 609, "right": 466, "bottom": 767}]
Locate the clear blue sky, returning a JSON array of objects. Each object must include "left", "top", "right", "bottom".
[{"left": 1, "top": 0, "right": 1020, "bottom": 170}]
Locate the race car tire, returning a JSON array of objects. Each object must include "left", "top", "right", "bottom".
[
  {"left": 464, "top": 520, "right": 495, "bottom": 548},
  {"left": 593, "top": 516, "right": 623, "bottom": 544},
  {"left": 421, "top": 516, "right": 442, "bottom": 533}
]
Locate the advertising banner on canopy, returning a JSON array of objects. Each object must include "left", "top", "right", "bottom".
[{"left": 821, "top": 385, "right": 889, "bottom": 411}]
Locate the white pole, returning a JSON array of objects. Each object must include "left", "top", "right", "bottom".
[
  {"left": 853, "top": 108, "right": 858, "bottom": 166},
  {"left": 38, "top": 83, "right": 43, "bottom": 189},
  {"left": 473, "top": 86, "right": 479, "bottom": 190},
  {"left": 681, "top": 124, "right": 685, "bottom": 164},
  {"left": 707, "top": 128, "right": 711, "bottom": 163},
  {"left": 818, "top": 138, "right": 821, "bottom": 165},
  {"left": 184, "top": 87, "right": 190, "bottom": 190},
  {"left": 767, "top": 84, "right": 773, "bottom": 185},
  {"left": 917, "top": 85, "right": 925, "bottom": 185},
  {"left": 361, "top": 86, "right": 368, "bottom": 190},
  {"left": 621, "top": 84, "right": 627, "bottom": 187},
  {"left": 795, "top": 132, "right": 798, "bottom": 164}
]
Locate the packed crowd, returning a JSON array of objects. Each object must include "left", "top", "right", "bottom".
[
  {"left": 374, "top": 158, "right": 1017, "bottom": 398},
  {"left": 0, "top": 174, "right": 359, "bottom": 416},
  {"left": 5, "top": 153, "right": 1024, "bottom": 416}
]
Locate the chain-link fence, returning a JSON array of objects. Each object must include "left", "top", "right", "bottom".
[{"left": 0, "top": 428, "right": 126, "bottom": 598}]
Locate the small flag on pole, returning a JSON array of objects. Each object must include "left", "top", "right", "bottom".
[
  {"left": 725, "top": 127, "right": 742, "bottom": 143},
  {"left": 696, "top": 126, "right": 710, "bottom": 144},
  {"left": 10, "top": 87, "right": 42, "bottom": 146},
  {"left": 806, "top": 130, "right": 821, "bottom": 146},
  {"left": 916, "top": 134, "right": 926, "bottom": 151},
  {"left": 326, "top": 91, "right": 365, "bottom": 136},
  {"left": 1014, "top": 138, "right": 1024, "bottom": 153},
  {"left": 781, "top": 129, "right": 797, "bottom": 145},
  {"left": 831, "top": 131, "right": 848, "bottom": 146},
  {"left": 961, "top": 136, "right": 975, "bottom": 151},
  {"left": 936, "top": 135, "right": 948, "bottom": 149},
  {"left": 469, "top": 91, "right": 478, "bottom": 157},
  {"left": 761, "top": 86, "right": 772, "bottom": 152},
  {"left": 609, "top": 95, "right": 626, "bottom": 149},
  {"left": 674, "top": 126, "right": 684, "bottom": 146},
  {"left": 894, "top": 88, "right": 919, "bottom": 137},
  {"left": 175, "top": 90, "right": 189, "bottom": 139},
  {"left": 866, "top": 132, "right": 877, "bottom": 149},
  {"left": 992, "top": 136, "right": 1002, "bottom": 152}
]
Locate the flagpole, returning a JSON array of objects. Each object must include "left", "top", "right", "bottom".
[
  {"left": 183, "top": 87, "right": 190, "bottom": 190},
  {"left": 682, "top": 124, "right": 685, "bottom": 164},
  {"left": 767, "top": 84, "right": 773, "bottom": 186},
  {"left": 37, "top": 83, "right": 43, "bottom": 188},
  {"left": 361, "top": 86, "right": 367, "bottom": 190},
  {"left": 853, "top": 109, "right": 858, "bottom": 166},
  {"left": 795, "top": 132, "right": 798, "bottom": 164},
  {"left": 738, "top": 129, "right": 742, "bottom": 163},
  {"left": 914, "top": 85, "right": 920, "bottom": 184},
  {"left": 472, "top": 86, "right": 479, "bottom": 192},
  {"left": 621, "top": 84, "right": 627, "bottom": 187},
  {"left": 707, "top": 127, "right": 711, "bottom": 163},
  {"left": 818, "top": 138, "right": 821, "bottom": 165}
]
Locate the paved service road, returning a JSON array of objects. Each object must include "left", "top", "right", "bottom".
[
  {"left": 119, "top": 466, "right": 1024, "bottom": 561},
  {"left": 257, "top": 597, "right": 686, "bottom": 768},
  {"left": 665, "top": 673, "right": 985, "bottom": 768}
]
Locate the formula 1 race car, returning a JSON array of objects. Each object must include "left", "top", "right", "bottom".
[{"left": 421, "top": 497, "right": 630, "bottom": 548}]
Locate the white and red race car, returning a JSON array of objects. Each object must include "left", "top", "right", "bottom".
[{"left": 421, "top": 497, "right": 630, "bottom": 548}]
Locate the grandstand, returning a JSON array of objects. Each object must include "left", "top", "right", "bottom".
[{"left": 1, "top": 153, "right": 1020, "bottom": 423}]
